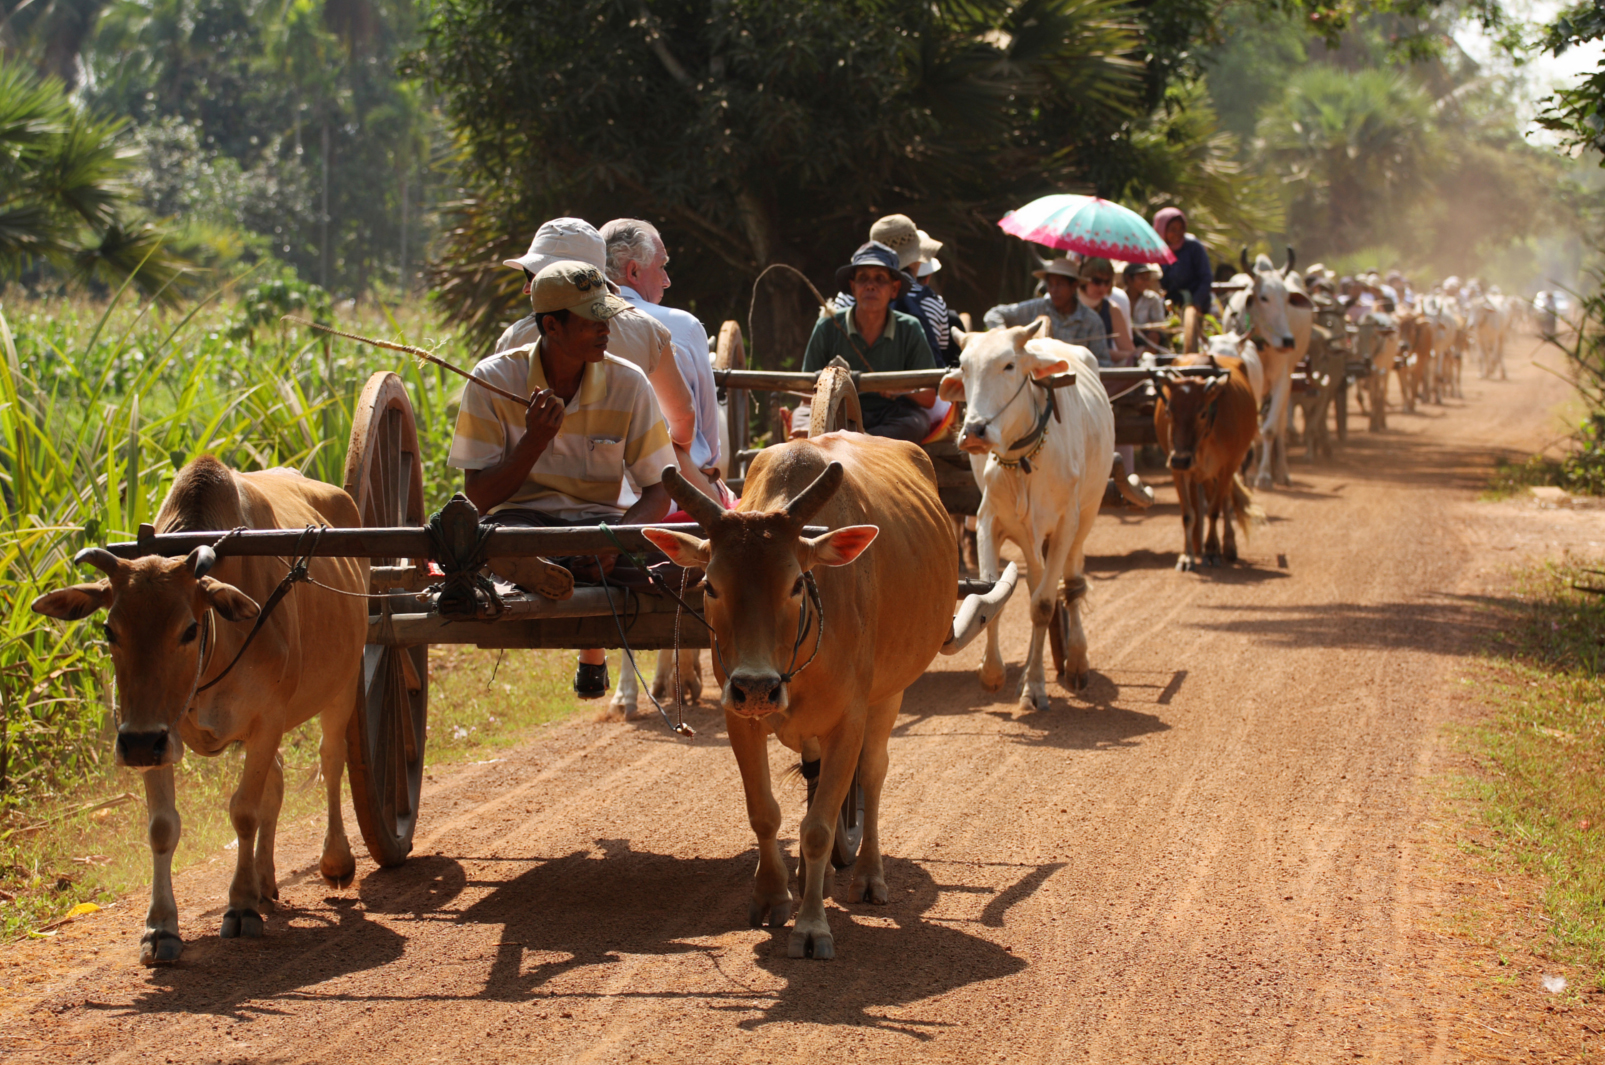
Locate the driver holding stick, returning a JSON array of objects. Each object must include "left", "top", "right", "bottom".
[{"left": 449, "top": 260, "right": 677, "bottom": 700}]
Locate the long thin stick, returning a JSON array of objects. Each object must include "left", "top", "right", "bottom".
[{"left": 281, "top": 315, "right": 528, "bottom": 405}]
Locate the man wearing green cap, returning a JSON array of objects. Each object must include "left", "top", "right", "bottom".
[{"left": 449, "top": 260, "right": 677, "bottom": 699}]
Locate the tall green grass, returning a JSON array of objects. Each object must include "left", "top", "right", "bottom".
[{"left": 0, "top": 284, "right": 462, "bottom": 806}]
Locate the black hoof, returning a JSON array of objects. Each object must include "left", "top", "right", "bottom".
[
  {"left": 140, "top": 930, "right": 183, "bottom": 966},
  {"left": 220, "top": 908, "right": 263, "bottom": 939}
]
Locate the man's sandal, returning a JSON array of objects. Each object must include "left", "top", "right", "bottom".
[{"left": 488, "top": 556, "right": 575, "bottom": 601}]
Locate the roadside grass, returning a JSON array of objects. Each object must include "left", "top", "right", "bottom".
[
  {"left": 1455, "top": 561, "right": 1605, "bottom": 990},
  {"left": 0, "top": 644, "right": 644, "bottom": 940}
]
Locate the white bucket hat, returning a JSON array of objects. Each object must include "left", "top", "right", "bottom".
[{"left": 506, "top": 218, "right": 607, "bottom": 276}]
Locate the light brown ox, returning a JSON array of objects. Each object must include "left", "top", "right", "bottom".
[
  {"left": 1155, "top": 357, "right": 1264, "bottom": 571},
  {"left": 32, "top": 457, "right": 368, "bottom": 965},
  {"left": 643, "top": 435, "right": 956, "bottom": 960}
]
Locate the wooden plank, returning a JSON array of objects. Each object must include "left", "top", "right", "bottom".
[
  {"left": 105, "top": 523, "right": 829, "bottom": 562},
  {"left": 370, "top": 611, "right": 711, "bottom": 651}
]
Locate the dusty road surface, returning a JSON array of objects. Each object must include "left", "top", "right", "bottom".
[{"left": 3, "top": 343, "right": 1598, "bottom": 1063}]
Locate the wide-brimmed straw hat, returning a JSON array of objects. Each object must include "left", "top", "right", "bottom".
[
  {"left": 1032, "top": 257, "right": 1083, "bottom": 281},
  {"left": 869, "top": 214, "right": 924, "bottom": 269}
]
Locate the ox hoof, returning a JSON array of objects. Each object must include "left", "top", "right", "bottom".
[
  {"left": 978, "top": 667, "right": 1006, "bottom": 693},
  {"left": 749, "top": 895, "right": 792, "bottom": 929},
  {"left": 1225, "top": 546, "right": 1239, "bottom": 563},
  {"left": 320, "top": 853, "right": 357, "bottom": 889},
  {"left": 788, "top": 926, "right": 835, "bottom": 960},
  {"left": 1203, "top": 553, "right": 1220, "bottom": 567},
  {"left": 220, "top": 908, "right": 263, "bottom": 939},
  {"left": 1019, "top": 689, "right": 1050, "bottom": 712},
  {"left": 139, "top": 930, "right": 183, "bottom": 966},
  {"left": 1061, "top": 669, "right": 1089, "bottom": 692},
  {"left": 849, "top": 874, "right": 888, "bottom": 905},
  {"left": 1175, "top": 556, "right": 1196, "bottom": 573}
]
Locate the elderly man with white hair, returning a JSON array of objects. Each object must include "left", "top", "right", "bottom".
[
  {"left": 500, "top": 218, "right": 697, "bottom": 455},
  {"left": 599, "top": 218, "right": 725, "bottom": 502}
]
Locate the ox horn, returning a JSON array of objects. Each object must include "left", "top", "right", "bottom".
[
  {"left": 658, "top": 466, "right": 727, "bottom": 533},
  {"left": 1240, "top": 247, "right": 1251, "bottom": 274},
  {"left": 784, "top": 461, "right": 845, "bottom": 529},
  {"left": 73, "top": 547, "right": 124, "bottom": 576},
  {"left": 1284, "top": 246, "right": 1296, "bottom": 274},
  {"left": 186, "top": 545, "right": 217, "bottom": 578}
]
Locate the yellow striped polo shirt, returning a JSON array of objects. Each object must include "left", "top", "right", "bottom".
[{"left": 448, "top": 343, "right": 676, "bottom": 519}]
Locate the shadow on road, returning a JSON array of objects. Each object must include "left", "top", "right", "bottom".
[{"left": 1184, "top": 591, "right": 1512, "bottom": 654}]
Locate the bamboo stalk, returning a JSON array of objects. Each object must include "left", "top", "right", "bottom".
[{"left": 280, "top": 315, "right": 528, "bottom": 405}]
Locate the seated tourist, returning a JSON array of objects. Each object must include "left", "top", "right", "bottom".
[
  {"left": 500, "top": 218, "right": 697, "bottom": 454},
  {"left": 983, "top": 258, "right": 1108, "bottom": 363},
  {"left": 450, "top": 260, "right": 676, "bottom": 699},
  {"left": 793, "top": 241, "right": 938, "bottom": 443}
]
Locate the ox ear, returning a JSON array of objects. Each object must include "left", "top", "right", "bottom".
[
  {"left": 937, "top": 371, "right": 965, "bottom": 402},
  {"left": 1023, "top": 350, "right": 1072, "bottom": 380},
  {"left": 32, "top": 581, "right": 113, "bottom": 621},
  {"left": 803, "top": 525, "right": 878, "bottom": 569},
  {"left": 642, "top": 528, "right": 710, "bottom": 569},
  {"left": 1288, "top": 291, "right": 1312, "bottom": 309},
  {"left": 199, "top": 577, "right": 260, "bottom": 623}
]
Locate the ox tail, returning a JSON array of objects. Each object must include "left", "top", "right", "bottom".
[{"left": 1231, "top": 476, "right": 1267, "bottom": 540}]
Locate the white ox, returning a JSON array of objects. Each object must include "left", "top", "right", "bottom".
[
  {"left": 939, "top": 320, "right": 1140, "bottom": 710},
  {"left": 1470, "top": 291, "right": 1511, "bottom": 380},
  {"left": 1222, "top": 250, "right": 1312, "bottom": 489}
]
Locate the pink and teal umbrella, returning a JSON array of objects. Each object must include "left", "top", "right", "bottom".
[{"left": 998, "top": 194, "right": 1175, "bottom": 264}]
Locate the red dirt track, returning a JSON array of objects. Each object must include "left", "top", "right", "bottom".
[{"left": 1, "top": 342, "right": 1596, "bottom": 1062}]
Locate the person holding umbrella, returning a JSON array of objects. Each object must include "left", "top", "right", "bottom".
[{"left": 1152, "top": 206, "right": 1213, "bottom": 353}]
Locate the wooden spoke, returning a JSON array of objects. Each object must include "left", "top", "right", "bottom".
[{"left": 808, "top": 363, "right": 864, "bottom": 437}]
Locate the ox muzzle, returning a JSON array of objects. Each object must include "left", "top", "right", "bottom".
[
  {"left": 1168, "top": 450, "right": 1194, "bottom": 472},
  {"left": 116, "top": 725, "right": 178, "bottom": 768},
  {"left": 724, "top": 668, "right": 788, "bottom": 717},
  {"left": 959, "top": 418, "right": 992, "bottom": 454}
]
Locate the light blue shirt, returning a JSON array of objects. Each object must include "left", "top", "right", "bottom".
[{"left": 620, "top": 285, "right": 719, "bottom": 469}]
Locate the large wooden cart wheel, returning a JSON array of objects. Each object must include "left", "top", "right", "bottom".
[
  {"left": 342, "top": 371, "right": 428, "bottom": 868},
  {"left": 808, "top": 363, "right": 864, "bottom": 436}
]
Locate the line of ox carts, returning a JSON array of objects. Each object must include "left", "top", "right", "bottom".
[{"left": 35, "top": 251, "right": 1515, "bottom": 965}]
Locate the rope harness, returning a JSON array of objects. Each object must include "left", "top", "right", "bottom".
[
  {"left": 594, "top": 522, "right": 825, "bottom": 736},
  {"left": 194, "top": 525, "right": 326, "bottom": 695},
  {"left": 974, "top": 372, "right": 1070, "bottom": 475}
]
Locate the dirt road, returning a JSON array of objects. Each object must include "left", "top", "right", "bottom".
[{"left": 2, "top": 344, "right": 1594, "bottom": 1063}]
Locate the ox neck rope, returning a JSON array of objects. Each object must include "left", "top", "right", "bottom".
[
  {"left": 989, "top": 377, "right": 1059, "bottom": 475},
  {"left": 193, "top": 525, "right": 325, "bottom": 696},
  {"left": 593, "top": 523, "right": 825, "bottom": 730}
]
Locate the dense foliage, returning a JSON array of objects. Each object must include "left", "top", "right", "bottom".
[{"left": 0, "top": 57, "right": 187, "bottom": 297}]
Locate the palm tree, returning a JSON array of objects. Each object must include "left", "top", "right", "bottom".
[
  {"left": 0, "top": 56, "right": 187, "bottom": 297},
  {"left": 1256, "top": 66, "right": 1434, "bottom": 257}
]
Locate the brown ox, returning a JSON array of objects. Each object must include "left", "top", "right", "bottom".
[
  {"left": 1155, "top": 357, "right": 1263, "bottom": 571},
  {"left": 643, "top": 435, "right": 955, "bottom": 960},
  {"left": 32, "top": 457, "right": 367, "bottom": 965}
]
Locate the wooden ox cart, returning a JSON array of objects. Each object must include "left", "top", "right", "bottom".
[{"left": 98, "top": 368, "right": 1022, "bottom": 876}]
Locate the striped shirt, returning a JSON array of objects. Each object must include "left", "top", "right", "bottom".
[{"left": 448, "top": 344, "right": 676, "bottom": 520}]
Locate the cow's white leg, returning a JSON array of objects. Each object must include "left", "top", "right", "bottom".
[
  {"left": 318, "top": 702, "right": 356, "bottom": 887},
  {"left": 222, "top": 733, "right": 278, "bottom": 939},
  {"left": 849, "top": 692, "right": 900, "bottom": 906},
  {"left": 1023, "top": 525, "right": 1073, "bottom": 708},
  {"left": 139, "top": 766, "right": 183, "bottom": 965},
  {"left": 791, "top": 714, "right": 864, "bottom": 960},
  {"left": 1271, "top": 376, "right": 1293, "bottom": 486},
  {"left": 727, "top": 713, "right": 790, "bottom": 929},
  {"left": 976, "top": 511, "right": 1007, "bottom": 693},
  {"left": 608, "top": 652, "right": 640, "bottom": 717},
  {"left": 254, "top": 752, "right": 284, "bottom": 907}
]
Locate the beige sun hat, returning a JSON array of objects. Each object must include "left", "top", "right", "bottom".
[
  {"left": 916, "top": 228, "right": 943, "bottom": 263},
  {"left": 1032, "top": 257, "right": 1082, "bottom": 280},
  {"left": 869, "top": 214, "right": 923, "bottom": 269},
  {"left": 506, "top": 218, "right": 606, "bottom": 276},
  {"left": 530, "top": 261, "right": 630, "bottom": 321}
]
